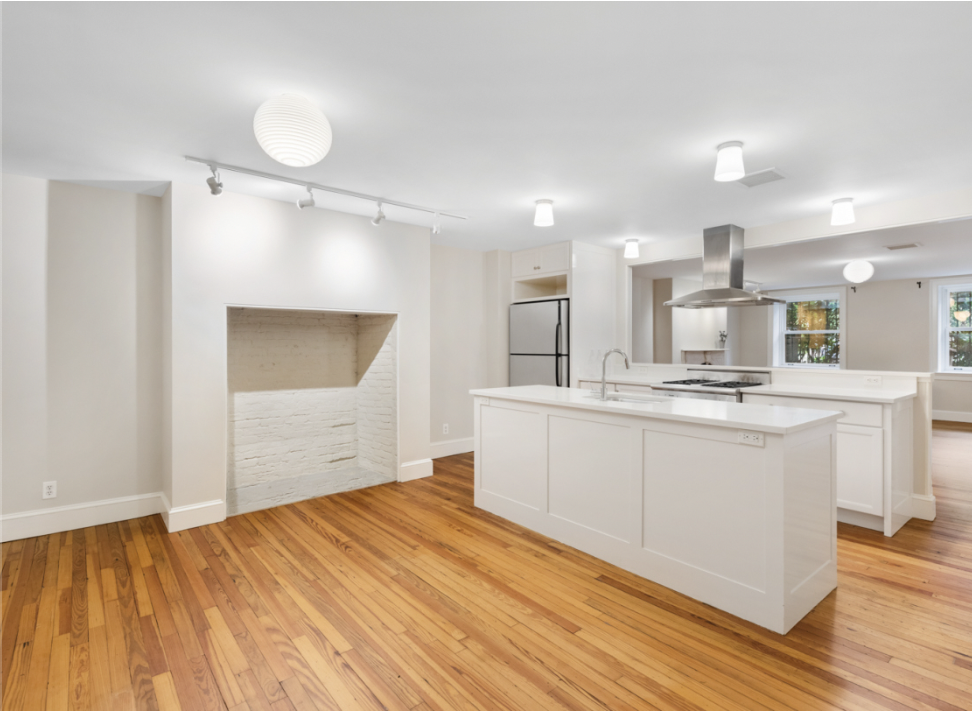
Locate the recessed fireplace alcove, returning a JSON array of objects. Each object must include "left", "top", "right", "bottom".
[{"left": 226, "top": 307, "right": 398, "bottom": 515}]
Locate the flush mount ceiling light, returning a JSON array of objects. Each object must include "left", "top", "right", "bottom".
[
  {"left": 296, "top": 186, "right": 315, "bottom": 210},
  {"left": 371, "top": 202, "right": 386, "bottom": 226},
  {"left": 206, "top": 166, "right": 223, "bottom": 195},
  {"left": 253, "top": 94, "right": 333, "bottom": 167},
  {"left": 831, "top": 198, "right": 856, "bottom": 226},
  {"left": 843, "top": 260, "right": 874, "bottom": 283},
  {"left": 714, "top": 141, "right": 745, "bottom": 182},
  {"left": 624, "top": 239, "right": 640, "bottom": 259},
  {"left": 533, "top": 199, "right": 554, "bottom": 227}
]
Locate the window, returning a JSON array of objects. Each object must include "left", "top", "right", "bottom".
[
  {"left": 938, "top": 283, "right": 972, "bottom": 372},
  {"left": 773, "top": 293, "right": 842, "bottom": 368}
]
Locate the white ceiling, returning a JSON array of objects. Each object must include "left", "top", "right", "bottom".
[
  {"left": 631, "top": 218, "right": 974, "bottom": 290},
  {"left": 2, "top": 3, "right": 971, "bottom": 251}
]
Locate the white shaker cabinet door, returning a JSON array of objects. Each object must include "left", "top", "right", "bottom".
[
  {"left": 539, "top": 243, "right": 570, "bottom": 273},
  {"left": 836, "top": 423, "right": 884, "bottom": 516},
  {"left": 511, "top": 249, "right": 540, "bottom": 278}
]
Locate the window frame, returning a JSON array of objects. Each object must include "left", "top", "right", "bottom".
[
  {"left": 936, "top": 281, "right": 972, "bottom": 373},
  {"left": 771, "top": 289, "right": 846, "bottom": 369}
]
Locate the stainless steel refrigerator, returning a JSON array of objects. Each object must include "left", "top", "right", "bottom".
[{"left": 509, "top": 298, "right": 569, "bottom": 387}]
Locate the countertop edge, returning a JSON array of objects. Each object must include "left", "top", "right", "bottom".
[{"left": 470, "top": 387, "right": 842, "bottom": 435}]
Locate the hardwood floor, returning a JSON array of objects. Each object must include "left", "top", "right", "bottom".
[{"left": 3, "top": 422, "right": 971, "bottom": 711}]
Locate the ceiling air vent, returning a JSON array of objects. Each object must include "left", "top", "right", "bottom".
[
  {"left": 885, "top": 243, "right": 920, "bottom": 250},
  {"left": 737, "top": 168, "right": 785, "bottom": 188}
]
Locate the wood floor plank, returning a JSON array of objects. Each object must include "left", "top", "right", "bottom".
[{"left": 4, "top": 422, "right": 970, "bottom": 712}]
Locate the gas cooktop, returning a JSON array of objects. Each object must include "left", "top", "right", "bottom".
[
  {"left": 707, "top": 381, "right": 763, "bottom": 389},
  {"left": 661, "top": 379, "right": 718, "bottom": 385}
]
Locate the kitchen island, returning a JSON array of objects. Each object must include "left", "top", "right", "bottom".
[{"left": 471, "top": 385, "right": 842, "bottom": 634}]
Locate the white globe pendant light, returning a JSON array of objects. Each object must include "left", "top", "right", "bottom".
[
  {"left": 714, "top": 141, "right": 745, "bottom": 182},
  {"left": 843, "top": 260, "right": 874, "bottom": 283},
  {"left": 254, "top": 94, "right": 333, "bottom": 167}
]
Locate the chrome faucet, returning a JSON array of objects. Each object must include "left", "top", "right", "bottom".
[{"left": 601, "top": 349, "right": 630, "bottom": 400}]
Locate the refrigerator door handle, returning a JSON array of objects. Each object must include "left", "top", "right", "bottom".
[{"left": 555, "top": 324, "right": 562, "bottom": 386}]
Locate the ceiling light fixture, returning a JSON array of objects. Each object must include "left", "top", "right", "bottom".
[
  {"left": 206, "top": 166, "right": 223, "bottom": 195},
  {"left": 371, "top": 202, "right": 386, "bottom": 226},
  {"left": 831, "top": 198, "right": 855, "bottom": 226},
  {"left": 624, "top": 239, "right": 640, "bottom": 259},
  {"left": 431, "top": 212, "right": 442, "bottom": 235},
  {"left": 843, "top": 260, "right": 874, "bottom": 283},
  {"left": 296, "top": 186, "right": 315, "bottom": 210},
  {"left": 534, "top": 199, "right": 554, "bottom": 227},
  {"left": 186, "top": 157, "right": 468, "bottom": 223},
  {"left": 714, "top": 141, "right": 745, "bottom": 182},
  {"left": 253, "top": 94, "right": 333, "bottom": 167}
]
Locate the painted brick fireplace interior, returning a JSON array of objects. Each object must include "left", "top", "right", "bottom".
[{"left": 227, "top": 307, "right": 398, "bottom": 515}]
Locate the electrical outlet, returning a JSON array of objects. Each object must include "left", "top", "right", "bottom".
[
  {"left": 737, "top": 431, "right": 764, "bottom": 447},
  {"left": 863, "top": 376, "right": 882, "bottom": 386},
  {"left": 43, "top": 481, "right": 57, "bottom": 499},
  {"left": 638, "top": 366, "right": 648, "bottom": 374},
  {"left": 442, "top": 423, "right": 449, "bottom": 435}
]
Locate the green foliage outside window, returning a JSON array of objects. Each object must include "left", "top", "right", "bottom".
[
  {"left": 948, "top": 291, "right": 972, "bottom": 368},
  {"left": 785, "top": 300, "right": 840, "bottom": 365}
]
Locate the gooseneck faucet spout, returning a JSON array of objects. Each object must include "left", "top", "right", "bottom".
[{"left": 601, "top": 349, "right": 630, "bottom": 400}]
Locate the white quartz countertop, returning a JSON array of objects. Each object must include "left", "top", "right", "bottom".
[
  {"left": 471, "top": 386, "right": 842, "bottom": 435},
  {"left": 743, "top": 384, "right": 916, "bottom": 404}
]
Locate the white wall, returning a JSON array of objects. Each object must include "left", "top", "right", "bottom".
[
  {"left": 484, "top": 249, "right": 512, "bottom": 388},
  {"left": 430, "top": 244, "right": 488, "bottom": 457},
  {"left": 631, "top": 276, "right": 654, "bottom": 363},
  {"left": 670, "top": 278, "right": 728, "bottom": 363},
  {"left": 165, "top": 182, "right": 431, "bottom": 530},
  {"left": 2, "top": 178, "right": 163, "bottom": 535}
]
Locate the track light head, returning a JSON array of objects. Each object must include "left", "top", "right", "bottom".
[
  {"left": 206, "top": 167, "right": 223, "bottom": 195},
  {"left": 296, "top": 186, "right": 315, "bottom": 210},
  {"left": 371, "top": 202, "right": 386, "bottom": 226},
  {"left": 431, "top": 212, "right": 441, "bottom": 235}
]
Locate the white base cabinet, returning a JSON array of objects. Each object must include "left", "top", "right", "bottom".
[
  {"left": 472, "top": 386, "right": 839, "bottom": 635},
  {"left": 743, "top": 393, "right": 913, "bottom": 537}
]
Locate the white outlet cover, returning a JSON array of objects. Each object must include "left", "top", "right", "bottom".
[{"left": 42, "top": 480, "right": 57, "bottom": 499}]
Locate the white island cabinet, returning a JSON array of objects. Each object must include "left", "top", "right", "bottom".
[
  {"left": 471, "top": 385, "right": 842, "bottom": 635},
  {"left": 742, "top": 385, "right": 915, "bottom": 537}
]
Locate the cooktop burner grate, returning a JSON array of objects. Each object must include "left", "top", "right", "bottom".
[
  {"left": 662, "top": 379, "right": 717, "bottom": 385},
  {"left": 707, "top": 381, "right": 762, "bottom": 389}
]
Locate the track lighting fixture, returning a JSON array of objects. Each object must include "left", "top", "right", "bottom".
[
  {"left": 714, "top": 141, "right": 745, "bottom": 182},
  {"left": 831, "top": 198, "right": 855, "bottom": 226},
  {"left": 624, "top": 239, "right": 640, "bottom": 259},
  {"left": 371, "top": 202, "right": 386, "bottom": 226},
  {"left": 296, "top": 186, "right": 315, "bottom": 210},
  {"left": 186, "top": 157, "right": 468, "bottom": 224},
  {"left": 206, "top": 166, "right": 223, "bottom": 195},
  {"left": 431, "top": 212, "right": 442, "bottom": 235},
  {"left": 534, "top": 199, "right": 554, "bottom": 227}
]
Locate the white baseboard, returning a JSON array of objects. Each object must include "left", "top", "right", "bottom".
[
  {"left": 163, "top": 498, "right": 226, "bottom": 533},
  {"left": 400, "top": 458, "right": 433, "bottom": 482},
  {"left": 1, "top": 492, "right": 164, "bottom": 542},
  {"left": 837, "top": 507, "right": 884, "bottom": 532},
  {"left": 431, "top": 437, "right": 475, "bottom": 459},
  {"left": 932, "top": 410, "right": 972, "bottom": 423},
  {"left": 912, "top": 494, "right": 937, "bottom": 521}
]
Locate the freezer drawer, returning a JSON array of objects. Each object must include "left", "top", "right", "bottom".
[{"left": 510, "top": 355, "right": 569, "bottom": 387}]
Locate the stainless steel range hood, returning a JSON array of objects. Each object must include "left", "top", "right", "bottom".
[{"left": 664, "top": 224, "right": 785, "bottom": 308}]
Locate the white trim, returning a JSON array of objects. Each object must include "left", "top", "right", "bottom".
[
  {"left": 431, "top": 437, "right": 475, "bottom": 459},
  {"left": 399, "top": 458, "right": 433, "bottom": 482},
  {"left": 164, "top": 499, "right": 226, "bottom": 533},
  {"left": 912, "top": 494, "right": 937, "bottom": 521},
  {"left": 1, "top": 492, "right": 164, "bottom": 542},
  {"left": 837, "top": 507, "right": 884, "bottom": 532},
  {"left": 932, "top": 409, "right": 972, "bottom": 423},
  {"left": 929, "top": 276, "right": 974, "bottom": 373}
]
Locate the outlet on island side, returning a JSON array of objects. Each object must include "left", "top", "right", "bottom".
[
  {"left": 863, "top": 375, "right": 882, "bottom": 386},
  {"left": 737, "top": 431, "right": 764, "bottom": 447},
  {"left": 442, "top": 423, "right": 449, "bottom": 435},
  {"left": 43, "top": 481, "right": 57, "bottom": 499}
]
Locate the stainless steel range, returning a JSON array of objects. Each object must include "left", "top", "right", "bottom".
[{"left": 649, "top": 369, "right": 771, "bottom": 403}]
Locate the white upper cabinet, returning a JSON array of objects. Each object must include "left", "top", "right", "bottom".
[{"left": 512, "top": 242, "right": 570, "bottom": 278}]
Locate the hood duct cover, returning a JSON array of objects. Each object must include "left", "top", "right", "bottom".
[{"left": 664, "top": 224, "right": 786, "bottom": 308}]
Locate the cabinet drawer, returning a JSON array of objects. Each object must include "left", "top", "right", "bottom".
[{"left": 742, "top": 394, "right": 882, "bottom": 427}]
